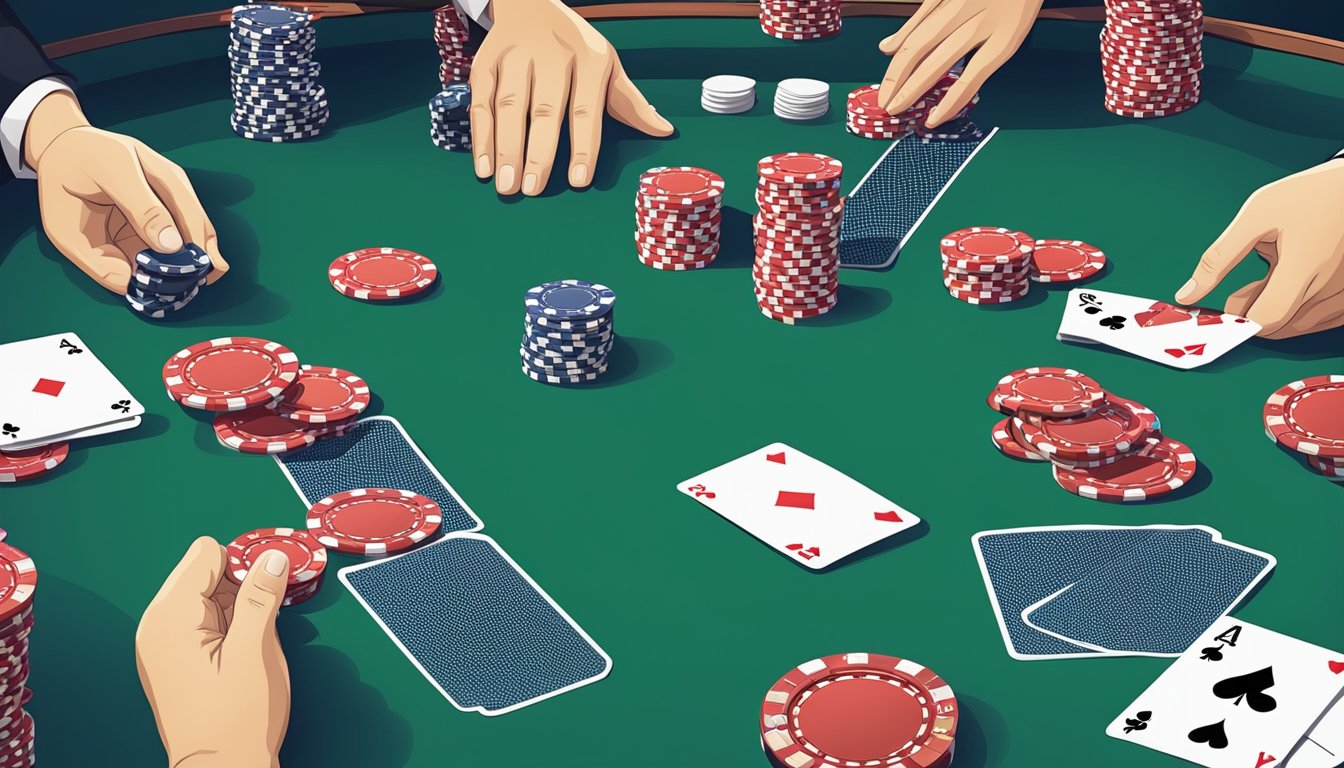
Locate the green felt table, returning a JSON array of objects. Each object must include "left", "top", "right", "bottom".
[{"left": 1, "top": 10, "right": 1343, "bottom": 768}]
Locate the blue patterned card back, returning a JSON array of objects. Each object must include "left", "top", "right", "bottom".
[
  {"left": 339, "top": 533, "right": 612, "bottom": 715},
  {"left": 275, "top": 416, "right": 482, "bottom": 535},
  {"left": 839, "top": 129, "right": 998, "bottom": 269}
]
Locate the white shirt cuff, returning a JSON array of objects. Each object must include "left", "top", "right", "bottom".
[
  {"left": 1, "top": 77, "right": 74, "bottom": 181},
  {"left": 455, "top": 0, "right": 492, "bottom": 30}
]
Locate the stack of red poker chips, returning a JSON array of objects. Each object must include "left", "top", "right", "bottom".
[
  {"left": 753, "top": 152, "right": 843, "bottom": 324},
  {"left": 758, "top": 0, "right": 841, "bottom": 41},
  {"left": 635, "top": 167, "right": 725, "bottom": 271},
  {"left": 434, "top": 3, "right": 474, "bottom": 85},
  {"left": 987, "top": 367, "right": 1199, "bottom": 503},
  {"left": 225, "top": 528, "right": 329, "bottom": 608},
  {"left": 846, "top": 72, "right": 980, "bottom": 140},
  {"left": 941, "top": 226, "right": 1036, "bottom": 304},
  {"left": 1263, "top": 375, "right": 1344, "bottom": 482},
  {"left": 0, "top": 540, "right": 37, "bottom": 768},
  {"left": 1101, "top": 0, "right": 1203, "bottom": 118}
]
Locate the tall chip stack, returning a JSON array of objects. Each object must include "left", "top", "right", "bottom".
[
  {"left": 753, "top": 152, "right": 843, "bottom": 323},
  {"left": 1101, "top": 0, "right": 1203, "bottom": 118},
  {"left": 434, "top": 4, "right": 473, "bottom": 85},
  {"left": 635, "top": 167, "right": 724, "bottom": 270},
  {"left": 758, "top": 0, "right": 841, "bottom": 40},
  {"left": 0, "top": 540, "right": 37, "bottom": 768},
  {"left": 228, "top": 4, "right": 330, "bottom": 143}
]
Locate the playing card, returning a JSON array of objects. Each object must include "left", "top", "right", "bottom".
[
  {"left": 275, "top": 416, "right": 483, "bottom": 535},
  {"left": 1057, "top": 289, "right": 1261, "bottom": 369},
  {"left": 1023, "top": 528, "right": 1275, "bottom": 656},
  {"left": 1108, "top": 619, "right": 1344, "bottom": 768},
  {"left": 677, "top": 442, "right": 920, "bottom": 570},
  {"left": 0, "top": 332, "right": 144, "bottom": 449},
  {"left": 339, "top": 532, "right": 612, "bottom": 716}
]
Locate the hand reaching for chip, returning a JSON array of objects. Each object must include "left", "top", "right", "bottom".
[
  {"left": 469, "top": 0, "right": 673, "bottom": 196},
  {"left": 876, "top": 0, "right": 1044, "bottom": 126},
  {"left": 1176, "top": 159, "right": 1344, "bottom": 339},
  {"left": 136, "top": 537, "right": 291, "bottom": 768}
]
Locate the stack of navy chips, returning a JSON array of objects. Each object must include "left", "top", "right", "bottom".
[
  {"left": 127, "top": 244, "right": 212, "bottom": 320},
  {"left": 429, "top": 84, "right": 471, "bottom": 152},
  {"left": 228, "top": 4, "right": 329, "bottom": 143}
]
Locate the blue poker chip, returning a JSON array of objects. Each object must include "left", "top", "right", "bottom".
[
  {"left": 133, "top": 267, "right": 206, "bottom": 294},
  {"left": 125, "top": 283, "right": 200, "bottom": 319},
  {"left": 231, "top": 4, "right": 312, "bottom": 34},
  {"left": 524, "top": 280, "right": 616, "bottom": 323},
  {"left": 135, "top": 243, "right": 211, "bottom": 276}
]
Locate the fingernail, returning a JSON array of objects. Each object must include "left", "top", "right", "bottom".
[
  {"left": 476, "top": 154, "right": 492, "bottom": 177},
  {"left": 159, "top": 227, "right": 183, "bottom": 253},
  {"left": 497, "top": 164, "right": 516, "bottom": 191},
  {"left": 1176, "top": 279, "right": 1197, "bottom": 303},
  {"left": 523, "top": 173, "right": 539, "bottom": 195},
  {"left": 264, "top": 550, "right": 288, "bottom": 577},
  {"left": 570, "top": 164, "right": 589, "bottom": 186}
]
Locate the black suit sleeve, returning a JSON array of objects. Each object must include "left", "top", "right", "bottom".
[{"left": 0, "top": 0, "right": 72, "bottom": 183}]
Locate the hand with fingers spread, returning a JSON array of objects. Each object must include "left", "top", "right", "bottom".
[
  {"left": 25, "top": 91, "right": 228, "bottom": 295},
  {"left": 1176, "top": 160, "right": 1344, "bottom": 340},
  {"left": 136, "top": 537, "right": 291, "bottom": 768},
  {"left": 469, "top": 0, "right": 673, "bottom": 196},
  {"left": 877, "top": 0, "right": 1043, "bottom": 127}
]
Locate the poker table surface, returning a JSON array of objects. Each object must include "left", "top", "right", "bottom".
[{"left": 3, "top": 8, "right": 1344, "bottom": 768}]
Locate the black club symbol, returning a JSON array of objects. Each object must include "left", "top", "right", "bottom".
[
  {"left": 111, "top": 399, "right": 132, "bottom": 414},
  {"left": 1100, "top": 315, "right": 1127, "bottom": 331},
  {"left": 1, "top": 423, "right": 18, "bottom": 439}
]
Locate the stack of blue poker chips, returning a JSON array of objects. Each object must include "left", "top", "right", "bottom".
[
  {"left": 429, "top": 84, "right": 471, "bottom": 152},
  {"left": 519, "top": 280, "right": 617, "bottom": 385},
  {"left": 126, "top": 244, "right": 212, "bottom": 320},
  {"left": 228, "top": 4, "right": 329, "bottom": 143}
]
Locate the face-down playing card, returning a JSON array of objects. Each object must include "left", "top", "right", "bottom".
[
  {"left": 339, "top": 533, "right": 612, "bottom": 716},
  {"left": 1107, "top": 619, "right": 1344, "bottom": 768},
  {"left": 678, "top": 442, "right": 921, "bottom": 570}
]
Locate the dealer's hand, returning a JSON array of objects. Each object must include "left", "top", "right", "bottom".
[
  {"left": 876, "top": 0, "right": 1044, "bottom": 127},
  {"left": 136, "top": 537, "right": 290, "bottom": 768},
  {"left": 469, "top": 0, "right": 673, "bottom": 196},
  {"left": 25, "top": 91, "right": 228, "bottom": 294},
  {"left": 1177, "top": 159, "right": 1344, "bottom": 339}
]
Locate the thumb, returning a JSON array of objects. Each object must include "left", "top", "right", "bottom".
[
  {"left": 1177, "top": 202, "right": 1270, "bottom": 305},
  {"left": 102, "top": 154, "right": 184, "bottom": 254},
  {"left": 606, "top": 66, "right": 673, "bottom": 137},
  {"left": 224, "top": 550, "right": 289, "bottom": 655}
]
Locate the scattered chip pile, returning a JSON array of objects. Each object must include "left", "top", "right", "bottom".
[
  {"left": 988, "top": 366, "right": 1198, "bottom": 502},
  {"left": 226, "top": 528, "right": 329, "bottom": 607},
  {"left": 942, "top": 228, "right": 1107, "bottom": 304},
  {"left": 127, "top": 244, "right": 212, "bottom": 320},
  {"left": 773, "top": 78, "right": 829, "bottom": 121},
  {"left": 307, "top": 488, "right": 443, "bottom": 556},
  {"left": 1263, "top": 375, "right": 1344, "bottom": 482},
  {"left": 759, "top": 0, "right": 841, "bottom": 40},
  {"left": 1101, "top": 0, "right": 1203, "bottom": 118},
  {"left": 700, "top": 75, "right": 756, "bottom": 115},
  {"left": 520, "top": 280, "right": 616, "bottom": 385},
  {"left": 0, "top": 443, "right": 69, "bottom": 484},
  {"left": 434, "top": 3, "right": 473, "bottom": 86},
  {"left": 162, "top": 337, "right": 371, "bottom": 455},
  {"left": 328, "top": 247, "right": 440, "bottom": 301},
  {"left": 635, "top": 166, "right": 724, "bottom": 270},
  {"left": 753, "top": 152, "right": 843, "bottom": 323},
  {"left": 846, "top": 72, "right": 982, "bottom": 141},
  {"left": 0, "top": 539, "right": 37, "bottom": 767},
  {"left": 429, "top": 84, "right": 471, "bottom": 152},
  {"left": 761, "top": 652, "right": 957, "bottom": 768},
  {"left": 228, "top": 4, "right": 329, "bottom": 143}
]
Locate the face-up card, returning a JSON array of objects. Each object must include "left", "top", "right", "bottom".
[
  {"left": 1057, "top": 289, "right": 1261, "bottom": 369},
  {"left": 1022, "top": 528, "right": 1275, "bottom": 656},
  {"left": 1107, "top": 619, "right": 1344, "bottom": 768},
  {"left": 0, "top": 332, "right": 144, "bottom": 449},
  {"left": 339, "top": 533, "right": 612, "bottom": 716},
  {"left": 678, "top": 442, "right": 920, "bottom": 570}
]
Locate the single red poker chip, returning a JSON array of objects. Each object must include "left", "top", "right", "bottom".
[
  {"left": 1029, "top": 239, "right": 1107, "bottom": 283},
  {"left": 0, "top": 443, "right": 69, "bottom": 483},
  {"left": 1052, "top": 436, "right": 1197, "bottom": 502},
  {"left": 991, "top": 367, "right": 1106, "bottom": 417},
  {"left": 306, "top": 487, "right": 443, "bottom": 555},
  {"left": 1015, "top": 399, "right": 1149, "bottom": 461},
  {"left": 214, "top": 408, "right": 353, "bottom": 454},
  {"left": 275, "top": 365, "right": 371, "bottom": 424},
  {"left": 328, "top": 247, "right": 439, "bottom": 301},
  {"left": 225, "top": 527, "right": 328, "bottom": 586},
  {"left": 0, "top": 544, "right": 36, "bottom": 623},
  {"left": 1263, "top": 375, "right": 1344, "bottom": 458},
  {"left": 991, "top": 417, "right": 1046, "bottom": 461},
  {"left": 761, "top": 652, "right": 957, "bottom": 768},
  {"left": 163, "top": 337, "right": 300, "bottom": 412}
]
